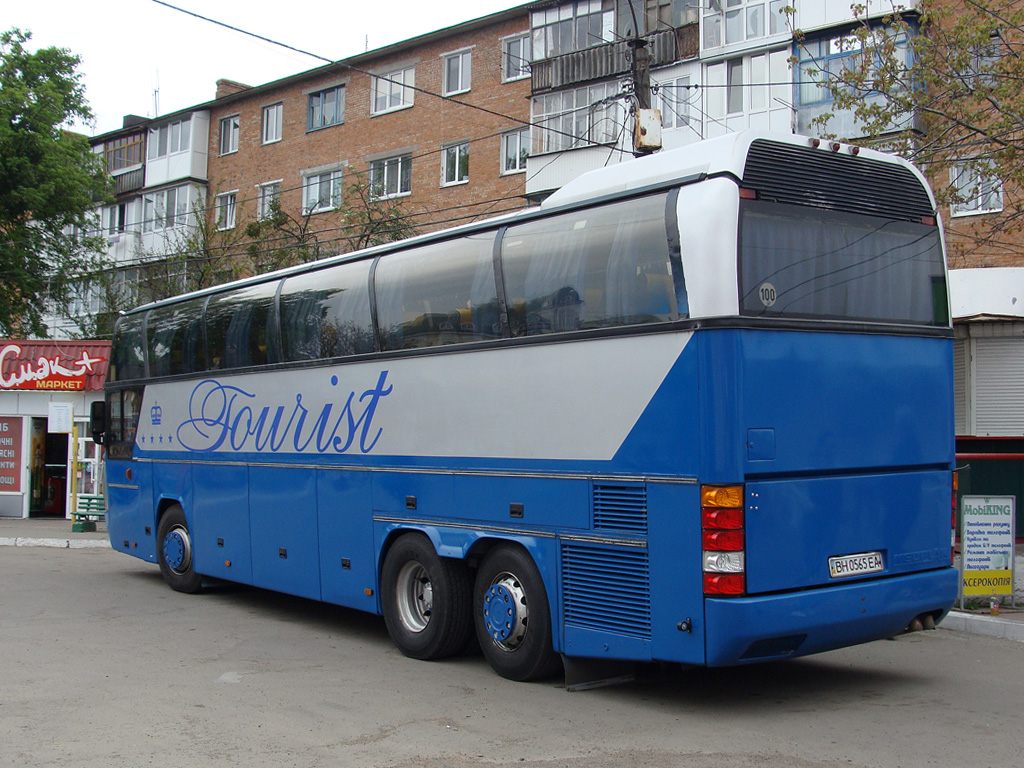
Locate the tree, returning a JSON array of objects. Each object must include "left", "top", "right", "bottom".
[
  {"left": 341, "top": 174, "right": 420, "bottom": 251},
  {"left": 0, "top": 28, "right": 110, "bottom": 335},
  {"left": 798, "top": 1, "right": 1024, "bottom": 265}
]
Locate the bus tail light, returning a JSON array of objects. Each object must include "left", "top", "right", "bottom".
[{"left": 702, "top": 484, "right": 745, "bottom": 596}]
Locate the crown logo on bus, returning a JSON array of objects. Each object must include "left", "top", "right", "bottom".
[{"left": 151, "top": 403, "right": 162, "bottom": 426}]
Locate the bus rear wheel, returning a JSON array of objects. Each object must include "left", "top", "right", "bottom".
[
  {"left": 473, "top": 545, "right": 562, "bottom": 682},
  {"left": 381, "top": 533, "right": 473, "bottom": 660},
  {"left": 156, "top": 505, "right": 202, "bottom": 594}
]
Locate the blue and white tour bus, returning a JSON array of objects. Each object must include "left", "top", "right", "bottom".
[{"left": 92, "top": 131, "right": 958, "bottom": 682}]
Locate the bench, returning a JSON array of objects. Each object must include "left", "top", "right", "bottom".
[{"left": 71, "top": 494, "right": 106, "bottom": 533}]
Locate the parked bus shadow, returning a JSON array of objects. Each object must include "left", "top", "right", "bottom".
[{"left": 614, "top": 650, "right": 935, "bottom": 711}]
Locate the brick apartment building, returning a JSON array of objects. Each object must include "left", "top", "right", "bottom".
[{"left": 205, "top": 6, "right": 535, "bottom": 259}]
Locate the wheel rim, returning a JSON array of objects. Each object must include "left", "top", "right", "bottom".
[
  {"left": 482, "top": 571, "right": 529, "bottom": 650},
  {"left": 395, "top": 560, "right": 432, "bottom": 633},
  {"left": 162, "top": 524, "right": 192, "bottom": 574}
]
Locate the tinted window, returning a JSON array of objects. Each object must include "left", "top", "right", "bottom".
[
  {"left": 147, "top": 299, "right": 206, "bottom": 377},
  {"left": 739, "top": 201, "right": 948, "bottom": 326},
  {"left": 206, "top": 284, "right": 278, "bottom": 370},
  {"left": 501, "top": 193, "right": 682, "bottom": 336},
  {"left": 109, "top": 315, "right": 146, "bottom": 381},
  {"left": 280, "top": 260, "right": 375, "bottom": 361},
  {"left": 374, "top": 234, "right": 500, "bottom": 350}
]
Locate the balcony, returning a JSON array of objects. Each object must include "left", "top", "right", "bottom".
[
  {"left": 531, "top": 24, "right": 698, "bottom": 94},
  {"left": 112, "top": 166, "right": 145, "bottom": 196}
]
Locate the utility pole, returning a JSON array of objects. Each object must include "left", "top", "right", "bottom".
[{"left": 628, "top": 34, "right": 661, "bottom": 155}]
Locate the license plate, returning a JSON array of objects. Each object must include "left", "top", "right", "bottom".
[{"left": 828, "top": 551, "right": 884, "bottom": 579}]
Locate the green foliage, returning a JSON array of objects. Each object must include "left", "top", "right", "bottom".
[
  {"left": 799, "top": 1, "right": 1024, "bottom": 261},
  {"left": 0, "top": 28, "right": 110, "bottom": 336},
  {"left": 243, "top": 198, "right": 324, "bottom": 274}
]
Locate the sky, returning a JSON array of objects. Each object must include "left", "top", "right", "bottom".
[{"left": 6, "top": 0, "right": 528, "bottom": 136}]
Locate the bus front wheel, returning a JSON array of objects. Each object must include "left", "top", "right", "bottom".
[
  {"left": 381, "top": 533, "right": 473, "bottom": 660},
  {"left": 156, "top": 505, "right": 202, "bottom": 594},
  {"left": 473, "top": 545, "right": 562, "bottom": 682}
]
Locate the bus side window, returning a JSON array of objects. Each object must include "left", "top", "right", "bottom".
[
  {"left": 109, "top": 315, "right": 146, "bottom": 382},
  {"left": 147, "top": 299, "right": 206, "bottom": 377},
  {"left": 206, "top": 283, "right": 277, "bottom": 370},
  {"left": 374, "top": 234, "right": 500, "bottom": 351},
  {"left": 501, "top": 192, "right": 680, "bottom": 335},
  {"left": 280, "top": 259, "right": 375, "bottom": 361}
]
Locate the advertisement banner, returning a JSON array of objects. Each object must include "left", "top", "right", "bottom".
[
  {"left": 0, "top": 416, "right": 23, "bottom": 492},
  {"left": 961, "top": 495, "right": 1016, "bottom": 597}
]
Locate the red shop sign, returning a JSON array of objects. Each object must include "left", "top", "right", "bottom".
[{"left": 0, "top": 340, "right": 110, "bottom": 392}]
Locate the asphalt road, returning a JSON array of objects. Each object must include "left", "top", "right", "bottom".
[{"left": 2, "top": 546, "right": 1022, "bottom": 768}]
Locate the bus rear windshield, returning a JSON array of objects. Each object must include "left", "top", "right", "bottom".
[{"left": 739, "top": 200, "right": 948, "bottom": 326}]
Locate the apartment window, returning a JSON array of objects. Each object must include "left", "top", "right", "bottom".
[
  {"left": 369, "top": 155, "right": 412, "bottom": 199},
  {"left": 950, "top": 161, "right": 1003, "bottom": 217},
  {"left": 703, "top": 0, "right": 787, "bottom": 49},
  {"left": 219, "top": 115, "right": 240, "bottom": 155},
  {"left": 105, "top": 134, "right": 145, "bottom": 172},
  {"left": 147, "top": 118, "right": 191, "bottom": 160},
  {"left": 142, "top": 185, "right": 189, "bottom": 233},
  {"left": 443, "top": 50, "right": 472, "bottom": 95},
  {"left": 727, "top": 58, "right": 744, "bottom": 114},
  {"left": 257, "top": 181, "right": 281, "bottom": 220},
  {"left": 502, "top": 128, "right": 529, "bottom": 174},
  {"left": 659, "top": 75, "right": 691, "bottom": 128},
  {"left": 532, "top": 1, "right": 614, "bottom": 60},
  {"left": 441, "top": 142, "right": 469, "bottom": 186},
  {"left": 308, "top": 86, "right": 346, "bottom": 130},
  {"left": 105, "top": 202, "right": 129, "bottom": 235},
  {"left": 371, "top": 67, "right": 415, "bottom": 115},
  {"left": 531, "top": 81, "right": 620, "bottom": 154},
  {"left": 304, "top": 169, "right": 343, "bottom": 213},
  {"left": 263, "top": 103, "right": 283, "bottom": 144},
  {"left": 216, "top": 192, "right": 237, "bottom": 230},
  {"left": 502, "top": 33, "right": 532, "bottom": 81}
]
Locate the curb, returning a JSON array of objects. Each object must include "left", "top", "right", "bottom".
[
  {"left": 0, "top": 537, "right": 110, "bottom": 549},
  {"left": 941, "top": 610, "right": 1024, "bottom": 644}
]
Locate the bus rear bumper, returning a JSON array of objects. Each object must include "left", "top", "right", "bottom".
[{"left": 703, "top": 567, "right": 958, "bottom": 666}]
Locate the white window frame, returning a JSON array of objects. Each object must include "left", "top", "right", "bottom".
[
  {"left": 950, "top": 161, "right": 1003, "bottom": 217},
  {"left": 257, "top": 180, "right": 282, "bottom": 220},
  {"left": 262, "top": 103, "right": 283, "bottom": 144},
  {"left": 531, "top": 1, "right": 614, "bottom": 60},
  {"left": 369, "top": 155, "right": 412, "bottom": 199},
  {"left": 371, "top": 67, "right": 415, "bottom": 115},
  {"left": 142, "top": 185, "right": 190, "bottom": 233},
  {"left": 501, "top": 128, "right": 529, "bottom": 174},
  {"left": 658, "top": 75, "right": 691, "bottom": 129},
  {"left": 147, "top": 118, "right": 191, "bottom": 160},
  {"left": 531, "top": 81, "right": 621, "bottom": 155},
  {"left": 702, "top": 0, "right": 788, "bottom": 50},
  {"left": 303, "top": 169, "right": 344, "bottom": 214},
  {"left": 442, "top": 49, "right": 472, "bottom": 96},
  {"left": 441, "top": 142, "right": 470, "bottom": 187},
  {"left": 502, "top": 33, "right": 532, "bottom": 82},
  {"left": 219, "top": 114, "right": 240, "bottom": 155},
  {"left": 215, "top": 191, "right": 237, "bottom": 230}
]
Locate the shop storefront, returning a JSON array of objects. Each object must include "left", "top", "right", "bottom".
[{"left": 0, "top": 339, "right": 110, "bottom": 519}]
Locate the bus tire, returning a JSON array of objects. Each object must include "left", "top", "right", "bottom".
[
  {"left": 381, "top": 533, "right": 473, "bottom": 660},
  {"left": 156, "top": 504, "right": 202, "bottom": 594},
  {"left": 473, "top": 545, "right": 562, "bottom": 682}
]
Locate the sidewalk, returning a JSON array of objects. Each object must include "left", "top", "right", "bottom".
[
  {"left": 0, "top": 516, "right": 110, "bottom": 548},
  {"left": 2, "top": 517, "right": 1023, "bottom": 644}
]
